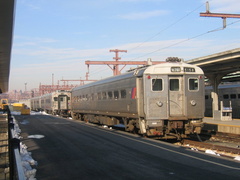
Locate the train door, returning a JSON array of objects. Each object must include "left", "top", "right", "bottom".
[
  {"left": 58, "top": 95, "right": 68, "bottom": 110},
  {"left": 144, "top": 75, "right": 168, "bottom": 120},
  {"left": 168, "top": 76, "right": 185, "bottom": 117}
]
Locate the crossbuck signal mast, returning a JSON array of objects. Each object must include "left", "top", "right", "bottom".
[
  {"left": 85, "top": 49, "right": 163, "bottom": 76},
  {"left": 200, "top": 1, "right": 240, "bottom": 28}
]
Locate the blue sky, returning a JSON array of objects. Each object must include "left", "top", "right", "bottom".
[{"left": 10, "top": 0, "right": 240, "bottom": 91}]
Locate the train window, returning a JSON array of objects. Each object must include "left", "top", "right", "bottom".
[
  {"left": 114, "top": 91, "right": 119, "bottom": 99},
  {"left": 97, "top": 93, "right": 101, "bottom": 100},
  {"left": 230, "top": 94, "right": 236, "bottom": 99},
  {"left": 120, "top": 90, "right": 127, "bottom": 98},
  {"left": 189, "top": 78, "right": 198, "bottom": 91},
  {"left": 102, "top": 92, "right": 107, "bottom": 100},
  {"left": 170, "top": 79, "right": 179, "bottom": 91},
  {"left": 108, "top": 91, "right": 113, "bottom": 99},
  {"left": 60, "top": 97, "right": 63, "bottom": 101},
  {"left": 238, "top": 94, "right": 240, "bottom": 99},
  {"left": 54, "top": 97, "right": 58, "bottom": 101},
  {"left": 152, "top": 79, "right": 163, "bottom": 91},
  {"left": 223, "top": 94, "right": 229, "bottom": 99}
]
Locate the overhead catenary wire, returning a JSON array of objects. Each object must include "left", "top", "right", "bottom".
[
  {"left": 129, "top": 19, "right": 240, "bottom": 61},
  {"left": 90, "top": 18, "right": 239, "bottom": 77},
  {"left": 128, "top": 3, "right": 206, "bottom": 52},
  {"left": 89, "top": 0, "right": 239, "bottom": 76},
  {"left": 119, "top": 2, "right": 207, "bottom": 61}
]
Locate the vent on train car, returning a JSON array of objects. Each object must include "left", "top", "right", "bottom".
[{"left": 166, "top": 57, "right": 182, "bottom": 63}]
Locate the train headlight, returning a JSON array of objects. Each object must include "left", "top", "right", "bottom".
[
  {"left": 156, "top": 101, "right": 163, "bottom": 107},
  {"left": 190, "top": 100, "right": 196, "bottom": 106}
]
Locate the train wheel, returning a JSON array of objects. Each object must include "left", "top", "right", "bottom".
[
  {"left": 125, "top": 120, "right": 136, "bottom": 132},
  {"left": 71, "top": 112, "right": 79, "bottom": 120},
  {"left": 127, "top": 123, "right": 139, "bottom": 134}
]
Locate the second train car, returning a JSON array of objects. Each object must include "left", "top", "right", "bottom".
[{"left": 30, "top": 90, "right": 71, "bottom": 117}]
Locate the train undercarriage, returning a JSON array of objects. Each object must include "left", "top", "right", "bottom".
[{"left": 71, "top": 112, "right": 203, "bottom": 140}]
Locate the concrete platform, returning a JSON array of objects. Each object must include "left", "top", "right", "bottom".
[{"left": 203, "top": 117, "right": 240, "bottom": 134}]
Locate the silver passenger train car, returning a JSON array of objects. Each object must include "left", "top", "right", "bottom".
[
  {"left": 71, "top": 58, "right": 205, "bottom": 139},
  {"left": 30, "top": 90, "right": 71, "bottom": 117},
  {"left": 205, "top": 83, "right": 240, "bottom": 118},
  {"left": 30, "top": 96, "right": 41, "bottom": 111}
]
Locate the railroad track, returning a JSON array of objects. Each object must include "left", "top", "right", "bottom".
[
  {"left": 210, "top": 132, "right": 240, "bottom": 144},
  {"left": 181, "top": 139, "right": 240, "bottom": 158}
]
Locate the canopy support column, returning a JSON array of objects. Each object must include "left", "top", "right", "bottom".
[{"left": 207, "top": 74, "right": 224, "bottom": 120}]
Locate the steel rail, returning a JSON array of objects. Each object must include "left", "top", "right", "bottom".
[{"left": 182, "top": 139, "right": 240, "bottom": 155}]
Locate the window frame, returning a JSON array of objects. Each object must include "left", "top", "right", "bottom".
[
  {"left": 120, "top": 89, "right": 127, "bottom": 99},
  {"left": 188, "top": 78, "right": 199, "bottom": 91},
  {"left": 114, "top": 90, "right": 119, "bottom": 100},
  {"left": 151, "top": 78, "right": 163, "bottom": 92},
  {"left": 170, "top": 79, "right": 180, "bottom": 91}
]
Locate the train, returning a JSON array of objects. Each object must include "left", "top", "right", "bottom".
[
  {"left": 30, "top": 90, "right": 71, "bottom": 117},
  {"left": 29, "top": 58, "right": 205, "bottom": 139},
  {"left": 205, "top": 83, "right": 240, "bottom": 118}
]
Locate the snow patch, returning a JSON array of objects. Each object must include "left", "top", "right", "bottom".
[
  {"left": 28, "top": 135, "right": 45, "bottom": 139},
  {"left": 30, "top": 111, "right": 47, "bottom": 115},
  {"left": 20, "top": 120, "right": 29, "bottom": 125},
  {"left": 234, "top": 156, "right": 240, "bottom": 161},
  {"left": 11, "top": 116, "right": 38, "bottom": 179},
  {"left": 11, "top": 111, "right": 21, "bottom": 115},
  {"left": 205, "top": 149, "right": 220, "bottom": 156},
  {"left": 190, "top": 147, "right": 198, "bottom": 151}
]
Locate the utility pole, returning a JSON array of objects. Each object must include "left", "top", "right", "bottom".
[
  {"left": 24, "top": 83, "right": 27, "bottom": 92},
  {"left": 200, "top": 1, "right": 240, "bottom": 28},
  {"left": 85, "top": 49, "right": 163, "bottom": 76},
  {"left": 109, "top": 49, "right": 127, "bottom": 75}
]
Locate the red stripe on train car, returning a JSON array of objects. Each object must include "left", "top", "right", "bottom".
[{"left": 131, "top": 87, "right": 136, "bottom": 99}]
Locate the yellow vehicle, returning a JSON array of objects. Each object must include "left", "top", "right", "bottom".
[
  {"left": 0, "top": 99, "right": 8, "bottom": 110},
  {"left": 12, "top": 103, "right": 30, "bottom": 115}
]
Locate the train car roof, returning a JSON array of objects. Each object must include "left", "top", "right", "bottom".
[
  {"left": 31, "top": 90, "right": 71, "bottom": 99},
  {"left": 72, "top": 70, "right": 138, "bottom": 92},
  {"left": 144, "top": 62, "right": 204, "bottom": 74},
  {"left": 206, "top": 83, "right": 240, "bottom": 90},
  {"left": 72, "top": 62, "right": 203, "bottom": 92}
]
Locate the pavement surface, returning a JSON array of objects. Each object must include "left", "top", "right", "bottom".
[{"left": 15, "top": 115, "right": 240, "bottom": 180}]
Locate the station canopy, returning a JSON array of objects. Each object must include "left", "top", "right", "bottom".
[
  {"left": 187, "top": 48, "right": 240, "bottom": 83},
  {"left": 0, "top": 0, "right": 15, "bottom": 93}
]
